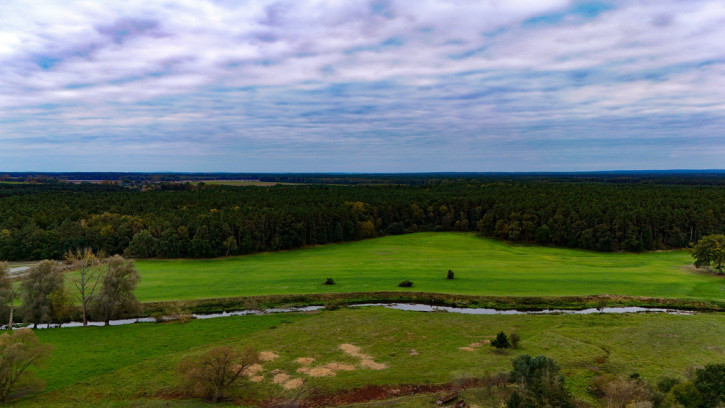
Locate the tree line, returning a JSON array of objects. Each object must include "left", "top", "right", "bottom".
[
  {"left": 1, "top": 181, "right": 724, "bottom": 260},
  {"left": 0, "top": 253, "right": 142, "bottom": 328}
]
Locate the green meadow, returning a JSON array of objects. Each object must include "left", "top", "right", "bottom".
[
  {"left": 132, "top": 232, "right": 724, "bottom": 303},
  {"left": 13, "top": 307, "right": 725, "bottom": 407}
]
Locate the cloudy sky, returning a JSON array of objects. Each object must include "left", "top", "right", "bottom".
[{"left": 1, "top": 0, "right": 724, "bottom": 172}]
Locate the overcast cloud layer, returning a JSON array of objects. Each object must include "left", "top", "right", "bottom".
[{"left": 1, "top": 0, "right": 724, "bottom": 172}]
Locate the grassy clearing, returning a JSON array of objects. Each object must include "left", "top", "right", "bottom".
[
  {"left": 12, "top": 307, "right": 725, "bottom": 407},
  {"left": 131, "top": 233, "right": 724, "bottom": 303}
]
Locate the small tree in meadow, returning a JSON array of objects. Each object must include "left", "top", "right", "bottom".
[
  {"left": 177, "top": 346, "right": 258, "bottom": 402},
  {"left": 0, "top": 329, "right": 53, "bottom": 403},
  {"left": 491, "top": 331, "right": 511, "bottom": 350}
]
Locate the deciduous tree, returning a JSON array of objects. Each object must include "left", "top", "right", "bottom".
[
  {"left": 0, "top": 262, "right": 14, "bottom": 329},
  {"left": 692, "top": 234, "right": 725, "bottom": 274},
  {"left": 177, "top": 346, "right": 258, "bottom": 402},
  {"left": 65, "top": 248, "right": 103, "bottom": 326},
  {"left": 90, "top": 255, "right": 142, "bottom": 326},
  {"left": 0, "top": 328, "right": 53, "bottom": 403},
  {"left": 21, "top": 260, "right": 64, "bottom": 329}
]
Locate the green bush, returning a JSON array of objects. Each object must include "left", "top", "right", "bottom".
[
  {"left": 491, "top": 331, "right": 510, "bottom": 350},
  {"left": 398, "top": 280, "right": 413, "bottom": 288}
]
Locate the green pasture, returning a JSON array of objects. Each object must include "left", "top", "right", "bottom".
[
  {"left": 13, "top": 308, "right": 725, "bottom": 407},
  {"left": 131, "top": 233, "right": 724, "bottom": 302}
]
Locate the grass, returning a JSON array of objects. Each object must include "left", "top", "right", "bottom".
[
  {"left": 131, "top": 233, "right": 725, "bottom": 303},
  {"left": 11, "top": 307, "right": 725, "bottom": 407}
]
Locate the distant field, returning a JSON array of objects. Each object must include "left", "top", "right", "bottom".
[
  {"left": 194, "top": 180, "right": 299, "bottom": 186},
  {"left": 16, "top": 308, "right": 725, "bottom": 407},
  {"left": 132, "top": 232, "right": 725, "bottom": 303}
]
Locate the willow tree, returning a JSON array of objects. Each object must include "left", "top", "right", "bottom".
[{"left": 90, "top": 255, "right": 142, "bottom": 326}]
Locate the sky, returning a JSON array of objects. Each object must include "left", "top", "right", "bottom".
[{"left": 1, "top": 0, "right": 724, "bottom": 172}]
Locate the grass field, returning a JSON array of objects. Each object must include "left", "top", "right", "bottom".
[
  {"left": 13, "top": 307, "right": 725, "bottom": 407},
  {"left": 132, "top": 233, "right": 725, "bottom": 303}
]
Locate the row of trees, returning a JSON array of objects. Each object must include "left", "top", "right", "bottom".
[
  {"left": 0, "top": 252, "right": 142, "bottom": 328},
  {"left": 1, "top": 181, "right": 724, "bottom": 260}
]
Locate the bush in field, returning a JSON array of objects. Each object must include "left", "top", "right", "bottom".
[
  {"left": 693, "top": 363, "right": 725, "bottom": 407},
  {"left": 657, "top": 377, "right": 681, "bottom": 394},
  {"left": 323, "top": 278, "right": 335, "bottom": 285},
  {"left": 398, "top": 280, "right": 413, "bottom": 288},
  {"left": 446, "top": 270, "right": 454, "bottom": 279},
  {"left": 508, "top": 355, "right": 574, "bottom": 408},
  {"left": 601, "top": 377, "right": 654, "bottom": 408},
  {"left": 664, "top": 382, "right": 703, "bottom": 408},
  {"left": 491, "top": 331, "right": 510, "bottom": 350},
  {"left": 0, "top": 329, "right": 53, "bottom": 403},
  {"left": 177, "top": 346, "right": 258, "bottom": 402},
  {"left": 509, "top": 333, "right": 520, "bottom": 349}
]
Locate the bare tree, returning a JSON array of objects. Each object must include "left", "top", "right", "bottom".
[
  {"left": 0, "top": 262, "right": 14, "bottom": 330},
  {"left": 20, "top": 261, "right": 64, "bottom": 329},
  {"left": 65, "top": 248, "right": 103, "bottom": 326},
  {"left": 177, "top": 346, "right": 258, "bottom": 402},
  {"left": 0, "top": 328, "right": 53, "bottom": 403},
  {"left": 90, "top": 255, "right": 142, "bottom": 326}
]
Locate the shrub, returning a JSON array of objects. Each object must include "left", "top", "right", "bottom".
[
  {"left": 508, "top": 355, "right": 574, "bottom": 408},
  {"left": 177, "top": 346, "right": 258, "bottom": 402},
  {"left": 446, "top": 270, "right": 454, "bottom": 279},
  {"left": 324, "top": 301, "right": 345, "bottom": 311},
  {"left": 323, "top": 278, "right": 335, "bottom": 285},
  {"left": 666, "top": 382, "right": 703, "bottom": 408},
  {"left": 693, "top": 363, "right": 725, "bottom": 407},
  {"left": 657, "top": 377, "right": 681, "bottom": 393},
  {"left": 398, "top": 280, "right": 413, "bottom": 288},
  {"left": 510, "top": 333, "right": 520, "bottom": 349},
  {"left": 491, "top": 331, "right": 511, "bottom": 350},
  {"left": 0, "top": 329, "right": 53, "bottom": 403}
]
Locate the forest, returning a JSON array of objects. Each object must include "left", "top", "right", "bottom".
[{"left": 1, "top": 177, "right": 723, "bottom": 261}]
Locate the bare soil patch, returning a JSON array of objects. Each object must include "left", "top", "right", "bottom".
[
  {"left": 258, "top": 351, "right": 279, "bottom": 362},
  {"left": 273, "top": 373, "right": 290, "bottom": 384},
  {"left": 360, "top": 359, "right": 387, "bottom": 370},
  {"left": 295, "top": 357, "right": 316, "bottom": 365},
  {"left": 243, "top": 363, "right": 264, "bottom": 377},
  {"left": 283, "top": 378, "right": 304, "bottom": 389}
]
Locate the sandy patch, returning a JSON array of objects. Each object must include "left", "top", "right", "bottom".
[
  {"left": 242, "top": 364, "right": 264, "bottom": 377},
  {"left": 258, "top": 351, "right": 279, "bottom": 362},
  {"left": 250, "top": 375, "right": 264, "bottom": 382},
  {"left": 469, "top": 342, "right": 482, "bottom": 348},
  {"left": 339, "top": 343, "right": 372, "bottom": 359},
  {"left": 284, "top": 378, "right": 304, "bottom": 389},
  {"left": 295, "top": 357, "right": 316, "bottom": 365},
  {"left": 324, "top": 362, "right": 356, "bottom": 371},
  {"left": 360, "top": 359, "right": 387, "bottom": 370},
  {"left": 482, "top": 339, "right": 490, "bottom": 344},
  {"left": 296, "top": 366, "right": 336, "bottom": 377},
  {"left": 273, "top": 373, "right": 290, "bottom": 384},
  {"left": 409, "top": 349, "right": 419, "bottom": 356},
  {"left": 459, "top": 347, "right": 475, "bottom": 352}
]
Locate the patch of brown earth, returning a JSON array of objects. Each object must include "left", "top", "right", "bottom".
[
  {"left": 409, "top": 349, "right": 419, "bottom": 356},
  {"left": 250, "top": 375, "right": 264, "bottom": 383},
  {"left": 243, "top": 364, "right": 264, "bottom": 377},
  {"left": 469, "top": 342, "right": 482, "bottom": 348},
  {"left": 339, "top": 343, "right": 371, "bottom": 359},
  {"left": 360, "top": 359, "right": 387, "bottom": 370},
  {"left": 459, "top": 347, "right": 475, "bottom": 352},
  {"left": 273, "top": 373, "right": 290, "bottom": 384},
  {"left": 258, "top": 351, "right": 279, "bottom": 362},
  {"left": 295, "top": 357, "right": 316, "bottom": 365},
  {"left": 284, "top": 378, "right": 304, "bottom": 389},
  {"left": 324, "top": 362, "right": 356, "bottom": 371}
]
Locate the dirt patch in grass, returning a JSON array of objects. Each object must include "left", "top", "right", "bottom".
[
  {"left": 295, "top": 357, "right": 315, "bottom": 365},
  {"left": 469, "top": 342, "right": 482, "bottom": 348},
  {"left": 324, "top": 362, "right": 356, "bottom": 371},
  {"left": 360, "top": 359, "right": 387, "bottom": 370},
  {"left": 258, "top": 351, "right": 279, "bottom": 362},
  {"left": 284, "top": 378, "right": 304, "bottom": 389},
  {"left": 297, "top": 366, "right": 336, "bottom": 377},
  {"left": 340, "top": 343, "right": 371, "bottom": 359},
  {"left": 243, "top": 363, "right": 264, "bottom": 377},
  {"left": 273, "top": 373, "right": 290, "bottom": 384},
  {"left": 250, "top": 375, "right": 264, "bottom": 382},
  {"left": 459, "top": 347, "right": 475, "bottom": 352}
]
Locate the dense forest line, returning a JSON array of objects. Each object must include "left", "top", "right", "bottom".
[{"left": 0, "top": 181, "right": 724, "bottom": 260}]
